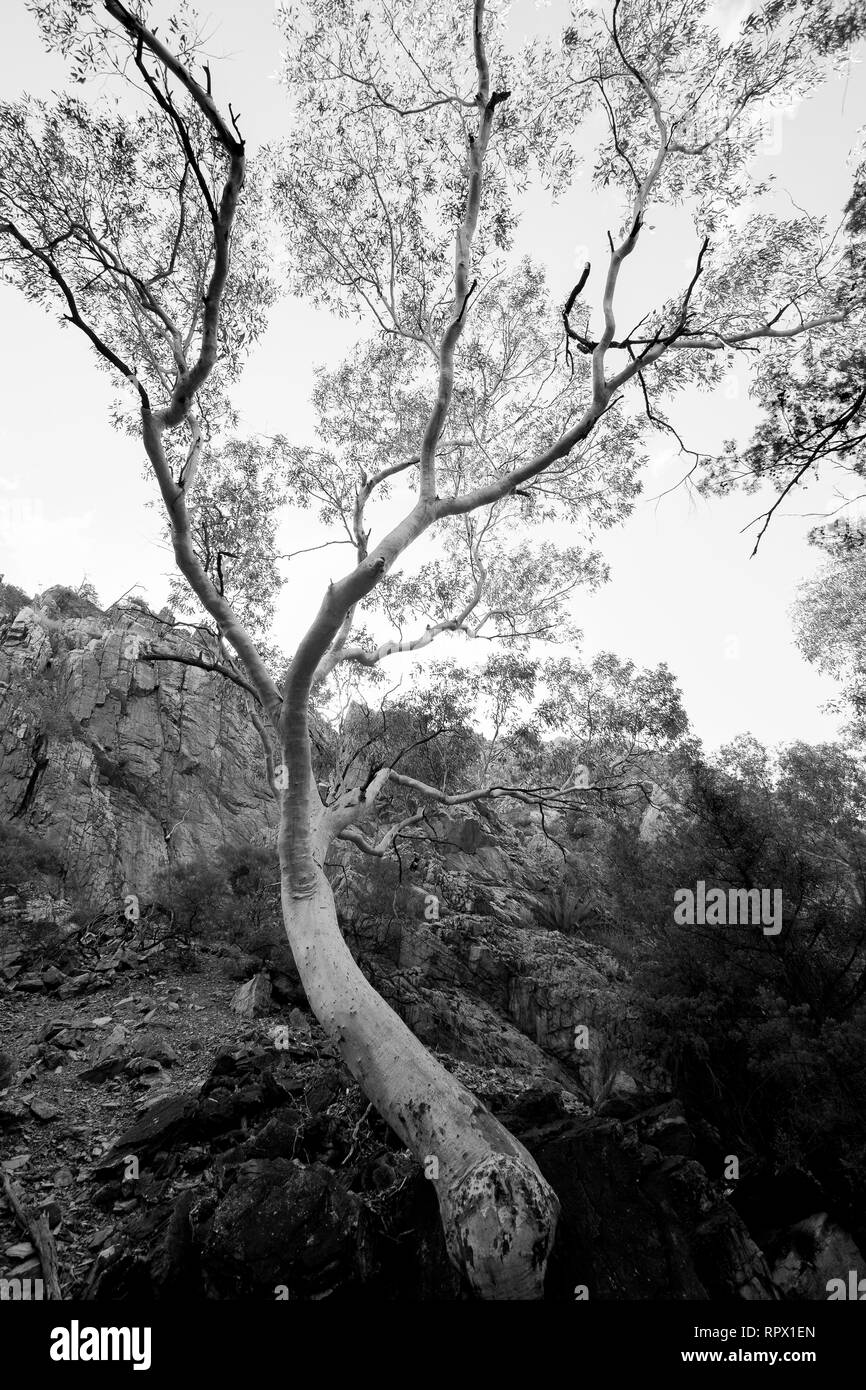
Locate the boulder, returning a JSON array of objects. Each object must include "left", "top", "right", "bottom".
[
  {"left": 771, "top": 1212, "right": 866, "bottom": 1300},
  {"left": 230, "top": 973, "right": 272, "bottom": 1019},
  {"left": 203, "top": 1160, "right": 360, "bottom": 1298},
  {"left": 508, "top": 1105, "right": 778, "bottom": 1300}
]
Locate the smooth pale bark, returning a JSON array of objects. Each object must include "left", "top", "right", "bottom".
[{"left": 277, "top": 803, "right": 560, "bottom": 1300}]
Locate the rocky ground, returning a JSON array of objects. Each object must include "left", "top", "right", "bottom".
[
  {"left": 0, "top": 929, "right": 268, "bottom": 1291},
  {"left": 0, "top": 897, "right": 804, "bottom": 1302}
]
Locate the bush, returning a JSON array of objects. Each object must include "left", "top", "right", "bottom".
[
  {"left": 8, "top": 666, "right": 82, "bottom": 745},
  {"left": 152, "top": 842, "right": 288, "bottom": 966},
  {"left": 600, "top": 741, "right": 866, "bottom": 1245},
  {"left": 0, "top": 820, "right": 62, "bottom": 891},
  {"left": 0, "top": 578, "right": 31, "bottom": 618},
  {"left": 626, "top": 936, "right": 866, "bottom": 1245},
  {"left": 533, "top": 876, "right": 603, "bottom": 936}
]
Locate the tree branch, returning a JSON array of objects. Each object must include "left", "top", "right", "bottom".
[
  {"left": 0, "top": 219, "right": 149, "bottom": 405},
  {"left": 141, "top": 644, "right": 267, "bottom": 704}
]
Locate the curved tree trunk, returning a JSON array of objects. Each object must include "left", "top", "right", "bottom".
[{"left": 277, "top": 804, "right": 560, "bottom": 1299}]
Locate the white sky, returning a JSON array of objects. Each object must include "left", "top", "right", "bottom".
[{"left": 1, "top": 0, "right": 864, "bottom": 752}]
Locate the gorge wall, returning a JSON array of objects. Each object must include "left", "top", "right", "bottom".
[{"left": 0, "top": 589, "right": 276, "bottom": 908}]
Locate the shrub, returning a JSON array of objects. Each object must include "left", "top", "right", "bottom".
[
  {"left": 0, "top": 821, "right": 62, "bottom": 891},
  {"left": 151, "top": 842, "right": 288, "bottom": 966},
  {"left": 601, "top": 740, "right": 866, "bottom": 1245},
  {"left": 0, "top": 578, "right": 31, "bottom": 618},
  {"left": 533, "top": 876, "right": 603, "bottom": 936}
]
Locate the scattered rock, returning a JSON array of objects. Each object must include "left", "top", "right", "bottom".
[
  {"left": 87, "top": 1225, "right": 115, "bottom": 1250},
  {"left": 79, "top": 1023, "right": 129, "bottom": 1082},
  {"left": 57, "top": 973, "right": 93, "bottom": 998},
  {"left": 230, "top": 973, "right": 272, "bottom": 1019},
  {"left": 92, "top": 1092, "right": 200, "bottom": 1177},
  {"left": 4, "top": 1241, "right": 35, "bottom": 1260},
  {"left": 0, "top": 1100, "right": 25, "bottom": 1128},
  {"left": 128, "top": 1034, "right": 180, "bottom": 1068},
  {"left": 2, "top": 1154, "right": 31, "bottom": 1173},
  {"left": 26, "top": 1098, "right": 60, "bottom": 1122}
]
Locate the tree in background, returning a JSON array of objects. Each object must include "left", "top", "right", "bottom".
[
  {"left": 793, "top": 526, "right": 866, "bottom": 739},
  {"left": 697, "top": 143, "right": 865, "bottom": 554},
  {"left": 605, "top": 736, "right": 866, "bottom": 1242},
  {"left": 317, "top": 649, "right": 687, "bottom": 856},
  {"left": 0, "top": 0, "right": 855, "bottom": 1296}
]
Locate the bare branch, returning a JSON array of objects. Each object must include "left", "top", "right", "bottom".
[
  {"left": 141, "top": 645, "right": 269, "bottom": 705},
  {"left": 0, "top": 218, "right": 149, "bottom": 404}
]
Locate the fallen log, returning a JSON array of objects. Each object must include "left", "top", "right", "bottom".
[{"left": 2, "top": 1171, "right": 62, "bottom": 1299}]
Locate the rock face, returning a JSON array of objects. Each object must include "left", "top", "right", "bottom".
[
  {"left": 0, "top": 591, "right": 276, "bottom": 906},
  {"left": 347, "top": 905, "right": 623, "bottom": 1094},
  {"left": 335, "top": 814, "right": 640, "bottom": 1101}
]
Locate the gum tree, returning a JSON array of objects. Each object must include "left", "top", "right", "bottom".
[
  {"left": 793, "top": 529, "right": 866, "bottom": 740},
  {"left": 0, "top": 0, "right": 853, "bottom": 1297},
  {"left": 698, "top": 149, "right": 865, "bottom": 554}
]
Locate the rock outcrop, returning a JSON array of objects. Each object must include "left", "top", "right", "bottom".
[
  {"left": 0, "top": 590, "right": 275, "bottom": 906},
  {"left": 770, "top": 1212, "right": 866, "bottom": 1301},
  {"left": 81, "top": 1042, "right": 778, "bottom": 1302}
]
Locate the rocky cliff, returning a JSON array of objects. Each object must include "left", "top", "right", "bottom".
[{"left": 0, "top": 589, "right": 275, "bottom": 907}]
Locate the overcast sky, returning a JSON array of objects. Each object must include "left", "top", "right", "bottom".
[{"left": 1, "top": 0, "right": 864, "bottom": 753}]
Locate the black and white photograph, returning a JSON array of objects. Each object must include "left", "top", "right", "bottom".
[{"left": 0, "top": 0, "right": 864, "bottom": 1361}]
